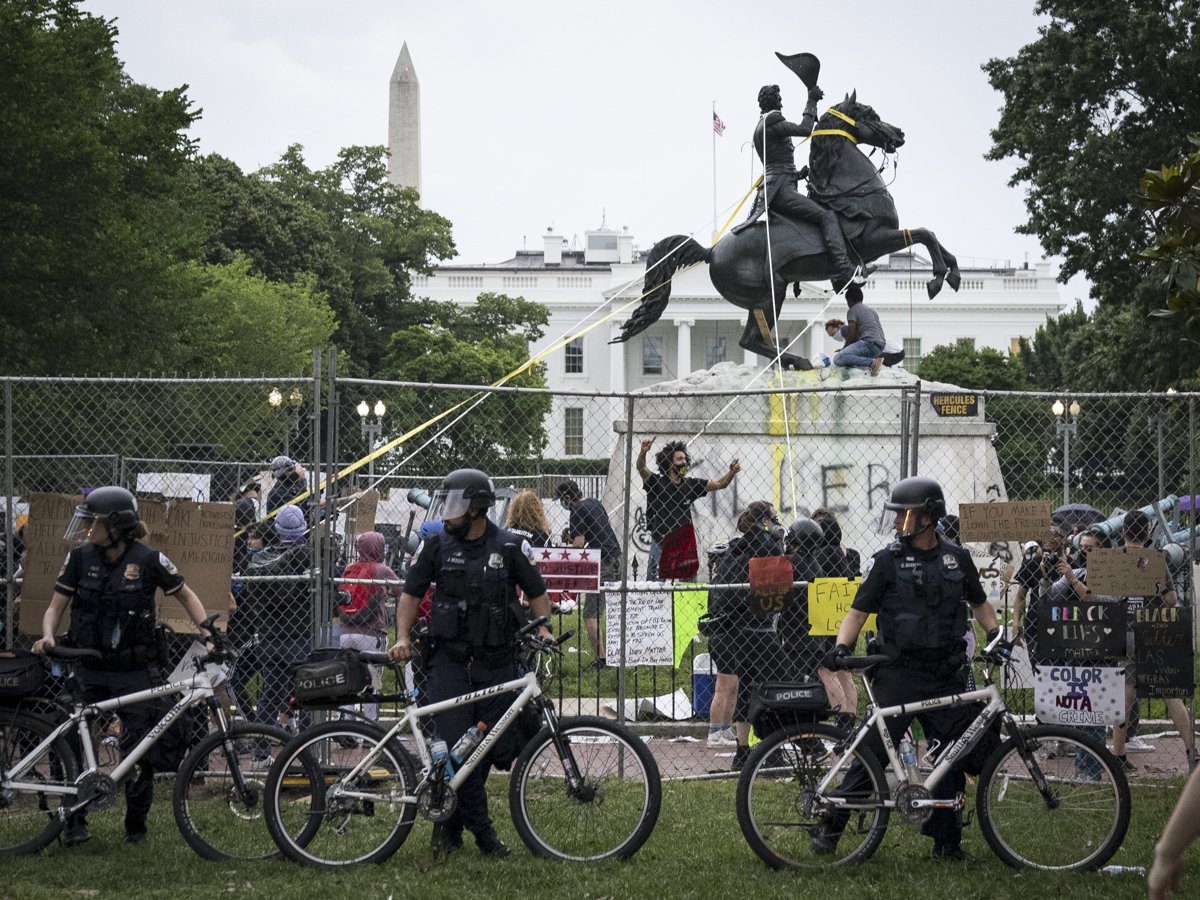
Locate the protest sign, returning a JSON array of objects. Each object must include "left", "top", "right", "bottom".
[
  {"left": 1033, "top": 664, "right": 1126, "bottom": 726},
  {"left": 1134, "top": 607, "right": 1195, "bottom": 698},
  {"left": 958, "top": 501, "right": 1052, "bottom": 543},
  {"left": 807, "top": 578, "right": 871, "bottom": 636}
]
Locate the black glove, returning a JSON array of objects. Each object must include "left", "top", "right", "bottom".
[
  {"left": 822, "top": 643, "right": 852, "bottom": 670},
  {"left": 808, "top": 86, "right": 824, "bottom": 102}
]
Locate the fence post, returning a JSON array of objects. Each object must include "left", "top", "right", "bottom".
[
  {"left": 3, "top": 380, "right": 12, "bottom": 649},
  {"left": 1190, "top": 397, "right": 1197, "bottom": 731},
  {"left": 899, "top": 387, "right": 910, "bottom": 480},
  {"left": 616, "top": 394, "right": 636, "bottom": 728},
  {"left": 909, "top": 380, "right": 922, "bottom": 476}
]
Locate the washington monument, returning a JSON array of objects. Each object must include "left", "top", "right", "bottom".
[{"left": 387, "top": 42, "right": 420, "bottom": 193}]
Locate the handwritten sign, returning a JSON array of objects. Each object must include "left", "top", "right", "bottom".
[
  {"left": 1134, "top": 607, "right": 1194, "bottom": 698},
  {"left": 1086, "top": 547, "right": 1169, "bottom": 597},
  {"left": 20, "top": 493, "right": 82, "bottom": 633},
  {"left": 535, "top": 548, "right": 601, "bottom": 596},
  {"left": 345, "top": 489, "right": 379, "bottom": 535},
  {"left": 958, "top": 502, "right": 1052, "bottom": 543},
  {"left": 807, "top": 578, "right": 872, "bottom": 636},
  {"left": 748, "top": 556, "right": 794, "bottom": 615},
  {"left": 1034, "top": 665, "right": 1125, "bottom": 726},
  {"left": 605, "top": 588, "right": 673, "bottom": 667},
  {"left": 1034, "top": 600, "right": 1127, "bottom": 663},
  {"left": 929, "top": 392, "right": 978, "bottom": 417}
]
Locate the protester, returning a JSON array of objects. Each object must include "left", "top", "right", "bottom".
[
  {"left": 337, "top": 531, "right": 399, "bottom": 723},
  {"left": 505, "top": 489, "right": 551, "bottom": 547},
  {"left": 831, "top": 288, "right": 887, "bottom": 375},
  {"left": 555, "top": 479, "right": 622, "bottom": 673}
]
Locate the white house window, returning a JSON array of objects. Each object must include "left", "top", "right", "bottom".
[
  {"left": 565, "top": 337, "right": 584, "bottom": 374},
  {"left": 705, "top": 336, "right": 726, "bottom": 368},
  {"left": 564, "top": 407, "right": 584, "bottom": 456},
  {"left": 902, "top": 337, "right": 922, "bottom": 371},
  {"left": 642, "top": 336, "right": 663, "bottom": 375}
]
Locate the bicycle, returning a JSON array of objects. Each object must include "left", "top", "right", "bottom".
[
  {"left": 263, "top": 618, "right": 662, "bottom": 867},
  {"left": 0, "top": 614, "right": 305, "bottom": 860},
  {"left": 736, "top": 637, "right": 1132, "bottom": 871}
]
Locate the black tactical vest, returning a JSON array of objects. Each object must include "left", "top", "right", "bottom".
[
  {"left": 877, "top": 539, "right": 970, "bottom": 661},
  {"left": 67, "top": 542, "right": 161, "bottom": 659},
  {"left": 428, "top": 527, "right": 522, "bottom": 650}
]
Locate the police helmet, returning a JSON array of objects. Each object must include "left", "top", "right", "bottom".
[
  {"left": 64, "top": 486, "right": 139, "bottom": 541},
  {"left": 787, "top": 517, "right": 824, "bottom": 551},
  {"left": 434, "top": 468, "right": 496, "bottom": 519},
  {"left": 884, "top": 476, "right": 946, "bottom": 537}
]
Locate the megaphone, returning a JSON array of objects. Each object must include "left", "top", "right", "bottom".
[
  {"left": 407, "top": 487, "right": 432, "bottom": 510},
  {"left": 1089, "top": 496, "right": 1178, "bottom": 541}
]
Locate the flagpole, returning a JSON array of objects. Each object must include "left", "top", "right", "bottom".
[{"left": 712, "top": 100, "right": 718, "bottom": 244}]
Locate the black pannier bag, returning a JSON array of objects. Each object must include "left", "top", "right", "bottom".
[
  {"left": 748, "top": 681, "right": 831, "bottom": 740},
  {"left": 293, "top": 648, "right": 371, "bottom": 707},
  {"left": 0, "top": 650, "right": 45, "bottom": 700}
]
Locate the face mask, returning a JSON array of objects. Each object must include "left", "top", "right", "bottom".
[
  {"left": 675, "top": 464, "right": 689, "bottom": 477},
  {"left": 443, "top": 514, "right": 474, "bottom": 539}
]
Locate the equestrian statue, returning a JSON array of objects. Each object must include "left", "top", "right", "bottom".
[{"left": 612, "top": 52, "right": 961, "bottom": 371}]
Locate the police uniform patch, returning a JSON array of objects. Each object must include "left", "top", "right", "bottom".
[
  {"left": 159, "top": 553, "right": 178, "bottom": 575},
  {"left": 521, "top": 539, "right": 535, "bottom": 564},
  {"left": 942, "top": 554, "right": 959, "bottom": 569},
  {"left": 488, "top": 552, "right": 504, "bottom": 569},
  {"left": 124, "top": 564, "right": 140, "bottom": 581},
  {"left": 862, "top": 557, "right": 876, "bottom": 577}
]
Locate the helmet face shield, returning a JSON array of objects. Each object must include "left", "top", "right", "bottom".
[
  {"left": 63, "top": 507, "right": 97, "bottom": 542},
  {"left": 893, "top": 508, "right": 928, "bottom": 538},
  {"left": 433, "top": 487, "right": 472, "bottom": 521}
]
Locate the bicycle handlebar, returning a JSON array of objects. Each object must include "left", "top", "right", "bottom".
[
  {"left": 830, "top": 653, "right": 893, "bottom": 671},
  {"left": 43, "top": 645, "right": 103, "bottom": 662}
]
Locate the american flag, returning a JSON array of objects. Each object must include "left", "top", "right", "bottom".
[{"left": 712, "top": 110, "right": 725, "bottom": 136}]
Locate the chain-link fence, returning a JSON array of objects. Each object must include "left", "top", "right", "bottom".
[{"left": 2, "top": 364, "right": 1196, "bottom": 782}]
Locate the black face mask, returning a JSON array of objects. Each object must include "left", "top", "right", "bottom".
[{"left": 443, "top": 512, "right": 476, "bottom": 539}]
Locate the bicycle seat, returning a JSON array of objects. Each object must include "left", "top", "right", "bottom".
[{"left": 43, "top": 646, "right": 103, "bottom": 662}]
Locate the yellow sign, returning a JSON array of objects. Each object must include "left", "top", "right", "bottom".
[{"left": 807, "top": 577, "right": 874, "bottom": 636}]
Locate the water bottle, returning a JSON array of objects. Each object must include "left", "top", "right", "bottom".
[
  {"left": 431, "top": 736, "right": 454, "bottom": 778},
  {"left": 451, "top": 722, "right": 488, "bottom": 765},
  {"left": 899, "top": 737, "right": 919, "bottom": 784},
  {"left": 820, "top": 354, "right": 831, "bottom": 367},
  {"left": 1099, "top": 865, "right": 1146, "bottom": 876}
]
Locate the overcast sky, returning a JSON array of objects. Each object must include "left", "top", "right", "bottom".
[{"left": 80, "top": 0, "right": 1083, "bottom": 299}]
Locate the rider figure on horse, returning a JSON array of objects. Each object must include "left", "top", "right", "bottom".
[{"left": 736, "top": 81, "right": 858, "bottom": 292}]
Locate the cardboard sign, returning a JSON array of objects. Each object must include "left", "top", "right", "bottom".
[
  {"left": 346, "top": 489, "right": 379, "bottom": 535},
  {"left": 748, "top": 556, "right": 794, "bottom": 615},
  {"left": 19, "top": 493, "right": 82, "bottom": 633},
  {"left": 605, "top": 588, "right": 673, "bottom": 667},
  {"left": 1034, "top": 599, "right": 1127, "bottom": 663},
  {"left": 1134, "top": 607, "right": 1195, "bottom": 698},
  {"left": 929, "top": 392, "right": 978, "bottom": 417},
  {"left": 807, "top": 578, "right": 874, "bottom": 636},
  {"left": 535, "top": 548, "right": 601, "bottom": 596},
  {"left": 1086, "top": 547, "right": 1169, "bottom": 597},
  {"left": 958, "top": 502, "right": 1052, "bottom": 543},
  {"left": 1033, "top": 665, "right": 1126, "bottom": 726}
]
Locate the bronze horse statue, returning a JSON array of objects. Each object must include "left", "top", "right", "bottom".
[{"left": 613, "top": 93, "right": 962, "bottom": 370}]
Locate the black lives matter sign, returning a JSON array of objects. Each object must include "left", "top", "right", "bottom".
[
  {"left": 1134, "top": 607, "right": 1195, "bottom": 698},
  {"left": 1036, "top": 599, "right": 1127, "bottom": 663}
]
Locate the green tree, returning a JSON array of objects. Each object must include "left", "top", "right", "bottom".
[
  {"left": 0, "top": 0, "right": 204, "bottom": 374},
  {"left": 258, "top": 145, "right": 457, "bottom": 374},
  {"left": 1139, "top": 135, "right": 1200, "bottom": 338},
  {"left": 378, "top": 293, "right": 551, "bottom": 472},
  {"left": 983, "top": 0, "right": 1200, "bottom": 388},
  {"left": 916, "top": 338, "right": 1029, "bottom": 390}
]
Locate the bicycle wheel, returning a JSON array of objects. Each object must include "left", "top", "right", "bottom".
[
  {"left": 264, "top": 720, "right": 417, "bottom": 867},
  {"left": 0, "top": 712, "right": 80, "bottom": 856},
  {"left": 977, "top": 724, "right": 1130, "bottom": 871},
  {"left": 508, "top": 715, "right": 661, "bottom": 861},
  {"left": 736, "top": 722, "right": 890, "bottom": 869},
  {"left": 173, "top": 722, "right": 314, "bottom": 861}
]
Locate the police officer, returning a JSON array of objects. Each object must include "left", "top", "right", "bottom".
[
  {"left": 817, "top": 476, "right": 1000, "bottom": 861},
  {"left": 33, "top": 486, "right": 209, "bottom": 847},
  {"left": 389, "top": 469, "right": 553, "bottom": 859}
]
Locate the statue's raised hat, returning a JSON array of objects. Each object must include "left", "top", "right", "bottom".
[{"left": 775, "top": 51, "right": 820, "bottom": 90}]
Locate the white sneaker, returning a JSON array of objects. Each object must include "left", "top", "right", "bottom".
[
  {"left": 707, "top": 728, "right": 737, "bottom": 748},
  {"left": 1126, "top": 737, "right": 1156, "bottom": 753}
]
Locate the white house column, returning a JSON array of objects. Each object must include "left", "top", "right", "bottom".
[
  {"left": 674, "top": 319, "right": 694, "bottom": 377},
  {"left": 609, "top": 322, "right": 626, "bottom": 392},
  {"left": 743, "top": 345, "right": 758, "bottom": 366}
]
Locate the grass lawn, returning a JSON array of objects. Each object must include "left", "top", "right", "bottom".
[{"left": 2, "top": 776, "right": 1193, "bottom": 899}]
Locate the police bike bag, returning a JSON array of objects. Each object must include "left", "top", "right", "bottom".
[
  {"left": 293, "top": 648, "right": 371, "bottom": 707},
  {"left": 748, "top": 681, "right": 831, "bottom": 739},
  {"left": 0, "top": 650, "right": 45, "bottom": 700}
]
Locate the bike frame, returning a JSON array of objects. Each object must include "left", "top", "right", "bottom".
[
  {"left": 817, "top": 670, "right": 1009, "bottom": 812},
  {"left": 329, "top": 668, "right": 574, "bottom": 804},
  {"left": 2, "top": 664, "right": 226, "bottom": 807}
]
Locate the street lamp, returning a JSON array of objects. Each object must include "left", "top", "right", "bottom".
[
  {"left": 357, "top": 399, "right": 387, "bottom": 483},
  {"left": 1053, "top": 399, "right": 1080, "bottom": 504},
  {"left": 268, "top": 388, "right": 305, "bottom": 456}
]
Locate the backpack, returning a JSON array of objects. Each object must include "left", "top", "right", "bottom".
[{"left": 338, "top": 562, "right": 389, "bottom": 633}]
